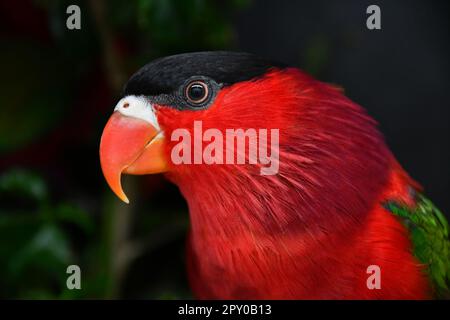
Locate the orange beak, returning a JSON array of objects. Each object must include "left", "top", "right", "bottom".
[{"left": 99, "top": 112, "right": 168, "bottom": 203}]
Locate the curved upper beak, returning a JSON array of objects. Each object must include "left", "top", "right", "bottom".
[{"left": 99, "top": 112, "right": 167, "bottom": 204}]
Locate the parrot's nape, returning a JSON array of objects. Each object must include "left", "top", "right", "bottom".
[{"left": 99, "top": 51, "right": 449, "bottom": 299}]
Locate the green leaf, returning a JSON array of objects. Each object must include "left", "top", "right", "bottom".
[
  {"left": 0, "top": 169, "right": 48, "bottom": 203},
  {"left": 8, "top": 224, "right": 72, "bottom": 278},
  {"left": 53, "top": 203, "right": 94, "bottom": 234}
]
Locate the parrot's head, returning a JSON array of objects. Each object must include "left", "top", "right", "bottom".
[
  {"left": 100, "top": 51, "right": 290, "bottom": 203},
  {"left": 100, "top": 51, "right": 390, "bottom": 233}
]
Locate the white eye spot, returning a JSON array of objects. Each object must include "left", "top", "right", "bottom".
[{"left": 114, "top": 95, "right": 160, "bottom": 130}]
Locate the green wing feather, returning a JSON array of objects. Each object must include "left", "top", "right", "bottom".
[{"left": 384, "top": 194, "right": 450, "bottom": 296}]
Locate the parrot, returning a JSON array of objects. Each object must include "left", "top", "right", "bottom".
[{"left": 99, "top": 51, "right": 449, "bottom": 299}]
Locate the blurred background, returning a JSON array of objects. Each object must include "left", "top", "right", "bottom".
[{"left": 0, "top": 0, "right": 448, "bottom": 299}]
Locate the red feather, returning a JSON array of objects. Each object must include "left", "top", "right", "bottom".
[{"left": 156, "top": 69, "right": 430, "bottom": 299}]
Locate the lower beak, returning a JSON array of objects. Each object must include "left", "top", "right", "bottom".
[{"left": 99, "top": 112, "right": 167, "bottom": 203}]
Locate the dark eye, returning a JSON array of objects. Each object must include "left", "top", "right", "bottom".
[{"left": 184, "top": 81, "right": 209, "bottom": 105}]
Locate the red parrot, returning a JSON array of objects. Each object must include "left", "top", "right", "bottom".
[{"left": 99, "top": 52, "right": 449, "bottom": 299}]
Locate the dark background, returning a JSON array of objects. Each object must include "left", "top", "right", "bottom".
[{"left": 0, "top": 0, "right": 448, "bottom": 299}]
